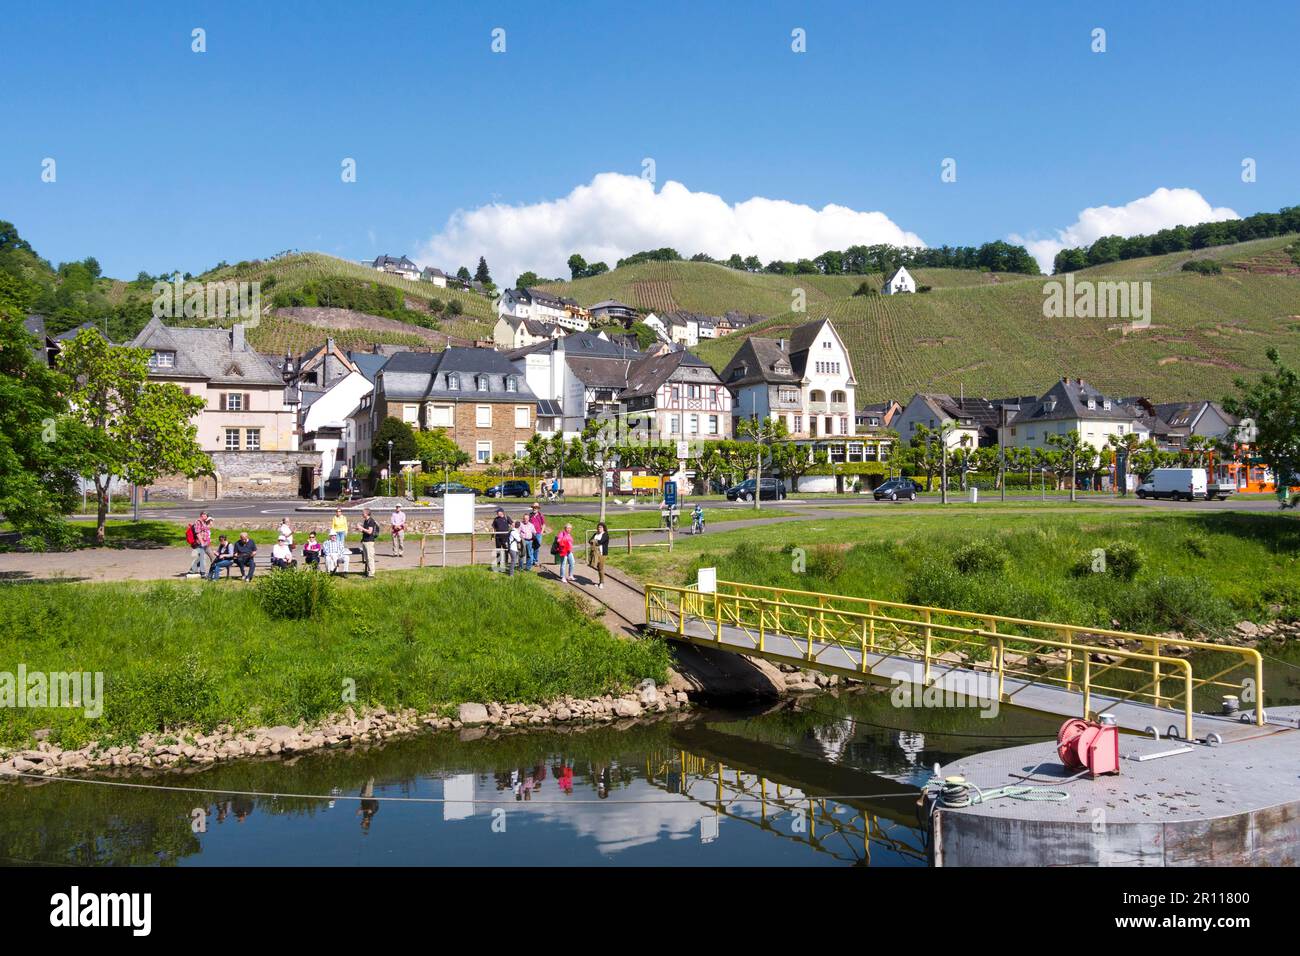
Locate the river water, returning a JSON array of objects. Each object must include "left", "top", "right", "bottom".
[{"left": 2, "top": 689, "right": 1064, "bottom": 867}]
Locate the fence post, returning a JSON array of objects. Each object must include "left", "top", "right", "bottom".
[
  {"left": 627, "top": 529, "right": 632, "bottom": 554},
  {"left": 867, "top": 602, "right": 876, "bottom": 653},
  {"left": 1083, "top": 654, "right": 1092, "bottom": 721},
  {"left": 469, "top": 533, "right": 475, "bottom": 565},
  {"left": 923, "top": 608, "right": 933, "bottom": 685}
]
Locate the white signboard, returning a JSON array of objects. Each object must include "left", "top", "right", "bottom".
[
  {"left": 443, "top": 493, "right": 476, "bottom": 534},
  {"left": 677, "top": 440, "right": 691, "bottom": 460},
  {"left": 697, "top": 567, "right": 717, "bottom": 594}
]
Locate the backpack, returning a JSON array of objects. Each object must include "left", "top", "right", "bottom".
[
  {"left": 185, "top": 523, "right": 198, "bottom": 547},
  {"left": 550, "top": 538, "right": 561, "bottom": 556}
]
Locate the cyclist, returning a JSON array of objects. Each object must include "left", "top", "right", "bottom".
[{"left": 691, "top": 504, "right": 705, "bottom": 535}]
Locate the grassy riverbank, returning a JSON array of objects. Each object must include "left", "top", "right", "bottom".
[
  {"left": 0, "top": 568, "right": 670, "bottom": 750},
  {"left": 614, "top": 507, "right": 1300, "bottom": 637}
]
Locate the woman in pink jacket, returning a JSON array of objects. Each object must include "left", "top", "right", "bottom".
[{"left": 555, "top": 523, "right": 575, "bottom": 583}]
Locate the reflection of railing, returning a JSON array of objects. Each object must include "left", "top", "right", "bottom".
[
  {"left": 645, "top": 581, "right": 1265, "bottom": 738},
  {"left": 643, "top": 749, "right": 924, "bottom": 865}
]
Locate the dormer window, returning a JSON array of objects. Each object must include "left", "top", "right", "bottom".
[
  {"left": 149, "top": 350, "right": 175, "bottom": 369},
  {"left": 477, "top": 375, "right": 489, "bottom": 392},
  {"left": 447, "top": 373, "right": 460, "bottom": 390},
  {"left": 505, "top": 376, "right": 518, "bottom": 392}
]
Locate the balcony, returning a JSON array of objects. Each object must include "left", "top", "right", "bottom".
[{"left": 807, "top": 402, "right": 849, "bottom": 415}]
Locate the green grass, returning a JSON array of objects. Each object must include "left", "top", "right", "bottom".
[
  {"left": 531, "top": 255, "right": 1300, "bottom": 404},
  {"left": 611, "top": 506, "right": 1300, "bottom": 637},
  {"left": 0, "top": 568, "right": 671, "bottom": 750},
  {"left": 547, "top": 506, "right": 794, "bottom": 543}
]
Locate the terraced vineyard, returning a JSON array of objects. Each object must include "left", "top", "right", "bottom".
[{"left": 246, "top": 314, "right": 432, "bottom": 355}]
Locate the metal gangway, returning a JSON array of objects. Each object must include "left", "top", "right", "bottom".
[{"left": 645, "top": 579, "right": 1267, "bottom": 741}]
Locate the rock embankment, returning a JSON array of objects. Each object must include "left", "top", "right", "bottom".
[{"left": 0, "top": 679, "right": 688, "bottom": 780}]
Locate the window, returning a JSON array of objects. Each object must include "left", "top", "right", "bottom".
[
  {"left": 823, "top": 340, "right": 831, "bottom": 349},
  {"left": 794, "top": 415, "right": 802, "bottom": 433},
  {"left": 476, "top": 405, "right": 492, "bottom": 427},
  {"left": 514, "top": 405, "right": 530, "bottom": 429},
  {"left": 149, "top": 350, "right": 175, "bottom": 369},
  {"left": 446, "top": 373, "right": 460, "bottom": 391},
  {"left": 514, "top": 441, "right": 527, "bottom": 457},
  {"left": 476, "top": 441, "right": 492, "bottom": 464},
  {"left": 428, "top": 404, "right": 453, "bottom": 428},
  {"left": 505, "top": 376, "right": 518, "bottom": 392},
  {"left": 402, "top": 404, "right": 418, "bottom": 425},
  {"left": 245, "top": 428, "right": 261, "bottom": 450},
  {"left": 708, "top": 415, "right": 718, "bottom": 435},
  {"left": 225, "top": 428, "right": 241, "bottom": 450},
  {"left": 477, "top": 375, "right": 489, "bottom": 392},
  {"left": 688, "top": 414, "right": 698, "bottom": 434},
  {"left": 226, "top": 392, "right": 243, "bottom": 411},
  {"left": 669, "top": 415, "right": 680, "bottom": 434},
  {"left": 688, "top": 384, "right": 700, "bottom": 399},
  {"left": 671, "top": 386, "right": 680, "bottom": 404}
]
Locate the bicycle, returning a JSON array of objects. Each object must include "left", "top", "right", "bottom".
[{"left": 691, "top": 512, "right": 705, "bottom": 535}]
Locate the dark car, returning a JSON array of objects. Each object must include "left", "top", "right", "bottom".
[
  {"left": 724, "top": 477, "right": 786, "bottom": 502},
  {"left": 428, "top": 482, "right": 479, "bottom": 497},
  {"left": 873, "top": 478, "right": 922, "bottom": 501},
  {"left": 485, "top": 479, "right": 531, "bottom": 498}
]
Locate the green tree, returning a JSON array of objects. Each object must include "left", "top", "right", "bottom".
[
  {"left": 0, "top": 283, "right": 81, "bottom": 542},
  {"left": 567, "top": 254, "right": 588, "bottom": 280},
  {"left": 371, "top": 417, "right": 419, "bottom": 484},
  {"left": 515, "top": 271, "right": 540, "bottom": 290},
  {"left": 1224, "top": 348, "right": 1300, "bottom": 507},
  {"left": 1046, "top": 430, "right": 1089, "bottom": 501},
  {"left": 735, "top": 416, "right": 788, "bottom": 510},
  {"left": 414, "top": 427, "right": 469, "bottom": 473},
  {"left": 56, "top": 330, "right": 210, "bottom": 545},
  {"left": 474, "top": 256, "right": 492, "bottom": 287}
]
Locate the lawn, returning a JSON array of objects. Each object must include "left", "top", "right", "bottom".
[
  {"left": 546, "top": 506, "right": 794, "bottom": 543},
  {"left": 610, "top": 506, "right": 1300, "bottom": 638},
  {"left": 0, "top": 567, "right": 671, "bottom": 750}
]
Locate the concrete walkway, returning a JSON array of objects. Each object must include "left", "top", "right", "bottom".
[{"left": 0, "top": 509, "right": 854, "bottom": 586}]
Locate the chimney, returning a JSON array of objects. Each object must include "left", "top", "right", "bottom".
[
  {"left": 232, "top": 323, "right": 245, "bottom": 351},
  {"left": 777, "top": 339, "right": 786, "bottom": 351}
]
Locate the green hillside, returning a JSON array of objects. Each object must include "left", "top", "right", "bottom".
[{"left": 543, "top": 251, "right": 1299, "bottom": 405}]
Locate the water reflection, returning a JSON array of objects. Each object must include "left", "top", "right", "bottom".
[{"left": 0, "top": 687, "right": 1060, "bottom": 867}]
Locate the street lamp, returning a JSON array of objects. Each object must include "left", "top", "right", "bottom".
[{"left": 387, "top": 440, "right": 394, "bottom": 497}]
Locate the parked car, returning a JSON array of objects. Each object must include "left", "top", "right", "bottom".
[
  {"left": 1135, "top": 467, "right": 1208, "bottom": 501},
  {"left": 485, "top": 480, "right": 531, "bottom": 498},
  {"left": 873, "top": 478, "right": 922, "bottom": 501},
  {"left": 724, "top": 477, "right": 786, "bottom": 501},
  {"left": 428, "top": 481, "right": 479, "bottom": 497}
]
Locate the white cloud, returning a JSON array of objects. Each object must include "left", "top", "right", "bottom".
[
  {"left": 416, "top": 172, "right": 924, "bottom": 284},
  {"left": 1011, "top": 187, "right": 1239, "bottom": 273}
]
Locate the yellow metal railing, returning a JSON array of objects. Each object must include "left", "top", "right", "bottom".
[{"left": 644, "top": 581, "right": 1266, "bottom": 737}]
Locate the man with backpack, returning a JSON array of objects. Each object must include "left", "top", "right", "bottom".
[{"left": 186, "top": 512, "right": 213, "bottom": 578}]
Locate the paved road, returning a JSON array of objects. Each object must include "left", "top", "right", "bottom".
[{"left": 107, "top": 492, "right": 1284, "bottom": 522}]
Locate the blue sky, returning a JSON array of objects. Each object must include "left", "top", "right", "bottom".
[{"left": 2, "top": 0, "right": 1297, "bottom": 279}]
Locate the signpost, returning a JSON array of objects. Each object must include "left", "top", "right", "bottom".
[{"left": 442, "top": 492, "right": 475, "bottom": 568}]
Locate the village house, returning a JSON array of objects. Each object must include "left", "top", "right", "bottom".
[
  {"left": 857, "top": 399, "right": 902, "bottom": 431},
  {"left": 420, "top": 266, "right": 449, "bottom": 287},
  {"left": 881, "top": 265, "right": 917, "bottom": 295},
  {"left": 496, "top": 287, "right": 590, "bottom": 332},
  {"left": 589, "top": 299, "right": 639, "bottom": 326},
  {"left": 371, "top": 254, "right": 420, "bottom": 281},
  {"left": 492, "top": 314, "right": 564, "bottom": 350},
  {"left": 506, "top": 332, "right": 641, "bottom": 437},
  {"left": 368, "top": 347, "right": 540, "bottom": 466},
  {"left": 620, "top": 350, "right": 733, "bottom": 442},
  {"left": 721, "top": 318, "right": 857, "bottom": 440},
  {"left": 130, "top": 318, "right": 315, "bottom": 498},
  {"left": 895, "top": 393, "right": 1011, "bottom": 448},
  {"left": 998, "top": 378, "right": 1148, "bottom": 453}
]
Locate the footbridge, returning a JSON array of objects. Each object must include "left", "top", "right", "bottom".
[{"left": 644, "top": 579, "right": 1270, "bottom": 742}]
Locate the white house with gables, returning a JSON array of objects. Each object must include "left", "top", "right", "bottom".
[{"left": 882, "top": 265, "right": 917, "bottom": 295}]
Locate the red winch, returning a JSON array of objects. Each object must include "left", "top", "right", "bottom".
[{"left": 1057, "top": 715, "right": 1120, "bottom": 777}]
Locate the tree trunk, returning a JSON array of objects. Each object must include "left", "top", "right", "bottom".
[{"left": 95, "top": 475, "right": 109, "bottom": 546}]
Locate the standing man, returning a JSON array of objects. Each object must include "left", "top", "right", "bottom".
[
  {"left": 187, "top": 511, "right": 214, "bottom": 578},
  {"left": 390, "top": 504, "right": 406, "bottom": 557},
  {"left": 518, "top": 513, "right": 535, "bottom": 571},
  {"left": 358, "top": 508, "right": 380, "bottom": 578},
  {"left": 491, "top": 507, "right": 512, "bottom": 573},
  {"left": 527, "top": 501, "right": 545, "bottom": 571}
]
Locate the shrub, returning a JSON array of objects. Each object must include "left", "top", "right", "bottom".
[
  {"left": 255, "top": 566, "right": 337, "bottom": 620},
  {"left": 1070, "top": 541, "right": 1142, "bottom": 581},
  {"left": 952, "top": 540, "right": 1007, "bottom": 575},
  {"left": 1181, "top": 259, "right": 1222, "bottom": 274},
  {"left": 807, "top": 544, "right": 847, "bottom": 580},
  {"left": 1112, "top": 576, "right": 1233, "bottom": 637}
]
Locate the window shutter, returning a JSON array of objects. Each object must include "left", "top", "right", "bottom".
[
  {"left": 219, "top": 393, "right": 226, "bottom": 410},
  {"left": 244, "top": 393, "right": 251, "bottom": 410}
]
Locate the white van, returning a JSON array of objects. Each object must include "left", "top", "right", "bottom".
[{"left": 1136, "top": 467, "right": 1208, "bottom": 501}]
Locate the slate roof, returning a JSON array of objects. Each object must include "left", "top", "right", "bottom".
[
  {"left": 373, "top": 254, "right": 418, "bottom": 271},
  {"left": 1007, "top": 379, "right": 1142, "bottom": 426},
  {"left": 347, "top": 351, "right": 390, "bottom": 383},
  {"left": 566, "top": 355, "right": 633, "bottom": 390},
  {"left": 621, "top": 350, "right": 717, "bottom": 400},
  {"left": 377, "top": 347, "right": 536, "bottom": 403},
  {"left": 720, "top": 336, "right": 800, "bottom": 387},
  {"left": 589, "top": 299, "right": 636, "bottom": 312},
  {"left": 129, "top": 318, "right": 284, "bottom": 386}
]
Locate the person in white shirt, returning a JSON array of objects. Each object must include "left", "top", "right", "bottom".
[
  {"left": 277, "top": 518, "right": 294, "bottom": 548},
  {"left": 390, "top": 506, "right": 406, "bottom": 557},
  {"left": 271, "top": 536, "right": 294, "bottom": 570}
]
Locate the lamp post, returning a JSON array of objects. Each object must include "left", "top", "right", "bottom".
[{"left": 387, "top": 440, "right": 394, "bottom": 497}]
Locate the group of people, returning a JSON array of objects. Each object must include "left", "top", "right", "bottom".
[
  {"left": 489, "top": 501, "right": 609, "bottom": 587},
  {"left": 185, "top": 505, "right": 411, "bottom": 582}
]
